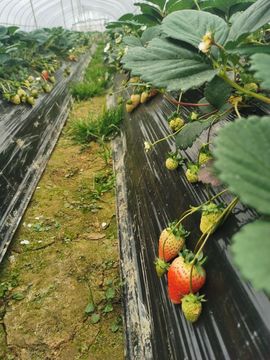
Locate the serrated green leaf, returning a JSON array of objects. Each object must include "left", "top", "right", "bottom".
[
  {"left": 201, "top": 0, "right": 255, "bottom": 15},
  {"left": 227, "top": 0, "right": 270, "bottom": 43},
  {"left": 214, "top": 116, "right": 270, "bottom": 214},
  {"left": 85, "top": 302, "right": 95, "bottom": 314},
  {"left": 204, "top": 76, "right": 232, "bottom": 108},
  {"left": 141, "top": 26, "right": 162, "bottom": 45},
  {"left": 250, "top": 54, "right": 270, "bottom": 90},
  {"left": 176, "top": 118, "right": 214, "bottom": 149},
  {"left": 123, "top": 35, "right": 143, "bottom": 47},
  {"left": 90, "top": 313, "right": 101, "bottom": 324},
  {"left": 135, "top": 3, "right": 163, "bottom": 21},
  {"left": 228, "top": 44, "right": 270, "bottom": 56},
  {"left": 166, "top": 0, "right": 195, "bottom": 13},
  {"left": 123, "top": 38, "right": 217, "bottom": 91},
  {"left": 232, "top": 220, "right": 270, "bottom": 293},
  {"left": 162, "top": 10, "right": 228, "bottom": 48}
]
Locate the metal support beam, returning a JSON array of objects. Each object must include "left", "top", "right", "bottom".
[
  {"left": 29, "top": 0, "right": 38, "bottom": 29},
  {"left": 60, "top": 0, "right": 67, "bottom": 28}
]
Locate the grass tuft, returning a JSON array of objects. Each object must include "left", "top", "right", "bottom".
[{"left": 69, "top": 105, "right": 123, "bottom": 144}]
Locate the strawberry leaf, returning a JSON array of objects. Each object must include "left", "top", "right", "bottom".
[
  {"left": 250, "top": 54, "right": 270, "bottom": 90},
  {"left": 122, "top": 38, "right": 217, "bottom": 91},
  {"left": 162, "top": 9, "right": 228, "bottom": 48},
  {"left": 214, "top": 116, "right": 270, "bottom": 215},
  {"left": 232, "top": 220, "right": 270, "bottom": 293},
  {"left": 226, "top": 0, "right": 270, "bottom": 44},
  {"left": 204, "top": 76, "right": 232, "bottom": 109},
  {"left": 176, "top": 117, "right": 214, "bottom": 149}
]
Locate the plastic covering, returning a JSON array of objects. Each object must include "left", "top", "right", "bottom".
[
  {"left": 112, "top": 74, "right": 270, "bottom": 359},
  {"left": 0, "top": 0, "right": 136, "bottom": 31},
  {"left": 0, "top": 48, "right": 94, "bottom": 263}
]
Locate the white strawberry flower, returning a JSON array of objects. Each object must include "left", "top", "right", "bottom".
[
  {"left": 144, "top": 141, "right": 152, "bottom": 152},
  {"left": 198, "top": 31, "right": 213, "bottom": 53},
  {"left": 104, "top": 42, "right": 111, "bottom": 53}
]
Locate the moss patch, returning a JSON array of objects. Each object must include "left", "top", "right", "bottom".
[{"left": 0, "top": 95, "right": 124, "bottom": 359}]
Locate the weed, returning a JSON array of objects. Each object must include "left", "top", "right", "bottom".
[{"left": 69, "top": 105, "right": 123, "bottom": 144}]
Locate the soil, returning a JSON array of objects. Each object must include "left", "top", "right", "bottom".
[{"left": 0, "top": 96, "right": 124, "bottom": 360}]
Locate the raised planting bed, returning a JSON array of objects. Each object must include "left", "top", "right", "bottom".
[
  {"left": 0, "top": 47, "right": 95, "bottom": 262},
  {"left": 112, "top": 75, "right": 270, "bottom": 360}
]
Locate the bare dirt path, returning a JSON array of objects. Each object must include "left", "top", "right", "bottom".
[{"left": 0, "top": 96, "right": 124, "bottom": 360}]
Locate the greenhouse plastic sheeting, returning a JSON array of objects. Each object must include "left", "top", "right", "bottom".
[
  {"left": 112, "top": 75, "right": 270, "bottom": 360},
  {"left": 0, "top": 49, "right": 94, "bottom": 263}
]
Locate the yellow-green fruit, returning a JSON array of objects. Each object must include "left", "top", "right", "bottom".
[
  {"left": 130, "top": 94, "right": 141, "bottom": 108},
  {"left": 126, "top": 101, "right": 135, "bottom": 113},
  {"left": 185, "top": 169, "right": 198, "bottom": 183},
  {"left": 17, "top": 88, "right": 27, "bottom": 98},
  {"left": 49, "top": 76, "right": 56, "bottom": 84},
  {"left": 129, "top": 76, "right": 140, "bottom": 84},
  {"left": 244, "top": 83, "right": 258, "bottom": 92},
  {"left": 165, "top": 158, "right": 178, "bottom": 171},
  {"left": 31, "top": 89, "right": 39, "bottom": 98},
  {"left": 26, "top": 96, "right": 35, "bottom": 106},
  {"left": 200, "top": 212, "right": 223, "bottom": 234},
  {"left": 140, "top": 91, "right": 150, "bottom": 104},
  {"left": 182, "top": 294, "right": 202, "bottom": 323},
  {"left": 199, "top": 152, "right": 212, "bottom": 165},
  {"left": 28, "top": 75, "right": 35, "bottom": 83},
  {"left": 169, "top": 117, "right": 184, "bottom": 132},
  {"left": 10, "top": 95, "right": 21, "bottom": 105}
]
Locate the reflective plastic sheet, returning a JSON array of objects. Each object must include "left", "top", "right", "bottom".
[
  {"left": 0, "top": 48, "right": 94, "bottom": 263},
  {"left": 112, "top": 75, "right": 270, "bottom": 360}
]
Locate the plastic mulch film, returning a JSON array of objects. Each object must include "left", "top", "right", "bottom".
[
  {"left": 0, "top": 48, "right": 94, "bottom": 263},
  {"left": 112, "top": 75, "right": 270, "bottom": 360}
]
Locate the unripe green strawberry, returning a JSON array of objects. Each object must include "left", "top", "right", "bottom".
[
  {"left": 198, "top": 152, "right": 212, "bottom": 165},
  {"left": 200, "top": 202, "right": 225, "bottom": 234},
  {"left": 165, "top": 152, "right": 183, "bottom": 171},
  {"left": 165, "top": 158, "right": 178, "bottom": 170},
  {"left": 185, "top": 164, "right": 199, "bottom": 183},
  {"left": 129, "top": 76, "right": 140, "bottom": 84},
  {"left": 182, "top": 293, "right": 205, "bottom": 322},
  {"left": 48, "top": 76, "right": 56, "bottom": 84},
  {"left": 126, "top": 99, "right": 135, "bottom": 113},
  {"left": 26, "top": 96, "right": 35, "bottom": 106},
  {"left": 244, "top": 82, "right": 258, "bottom": 92},
  {"left": 140, "top": 91, "right": 150, "bottom": 104},
  {"left": 130, "top": 94, "right": 141, "bottom": 107},
  {"left": 42, "top": 84, "right": 52, "bottom": 93},
  {"left": 31, "top": 89, "right": 39, "bottom": 98},
  {"left": 27, "top": 75, "right": 35, "bottom": 83},
  {"left": 10, "top": 94, "right": 21, "bottom": 105},
  {"left": 169, "top": 117, "right": 184, "bottom": 132},
  {"left": 17, "top": 88, "right": 27, "bottom": 98},
  {"left": 155, "top": 258, "right": 170, "bottom": 277}
]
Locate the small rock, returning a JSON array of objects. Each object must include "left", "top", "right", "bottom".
[
  {"left": 101, "top": 222, "right": 109, "bottom": 230},
  {"left": 20, "top": 240, "right": 30, "bottom": 245}
]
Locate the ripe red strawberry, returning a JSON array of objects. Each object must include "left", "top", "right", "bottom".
[
  {"left": 182, "top": 293, "right": 206, "bottom": 322},
  {"left": 168, "top": 250, "right": 206, "bottom": 304},
  {"left": 158, "top": 223, "right": 188, "bottom": 262},
  {"left": 41, "top": 70, "right": 49, "bottom": 81}
]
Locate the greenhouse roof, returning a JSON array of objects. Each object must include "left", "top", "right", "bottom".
[{"left": 0, "top": 0, "right": 136, "bottom": 31}]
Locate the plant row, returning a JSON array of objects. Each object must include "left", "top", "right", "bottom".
[
  {"left": 104, "top": 0, "right": 270, "bottom": 323},
  {"left": 0, "top": 26, "right": 91, "bottom": 106}
]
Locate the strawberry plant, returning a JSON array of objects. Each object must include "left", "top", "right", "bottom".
[{"left": 106, "top": 0, "right": 270, "bottom": 323}]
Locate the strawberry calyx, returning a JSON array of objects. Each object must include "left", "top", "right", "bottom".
[
  {"left": 167, "top": 222, "right": 189, "bottom": 240},
  {"left": 155, "top": 258, "right": 170, "bottom": 277},
  {"left": 166, "top": 151, "right": 183, "bottom": 164},
  {"left": 201, "top": 202, "right": 225, "bottom": 215}
]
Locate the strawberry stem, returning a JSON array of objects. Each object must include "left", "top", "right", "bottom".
[{"left": 165, "top": 94, "right": 210, "bottom": 107}]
